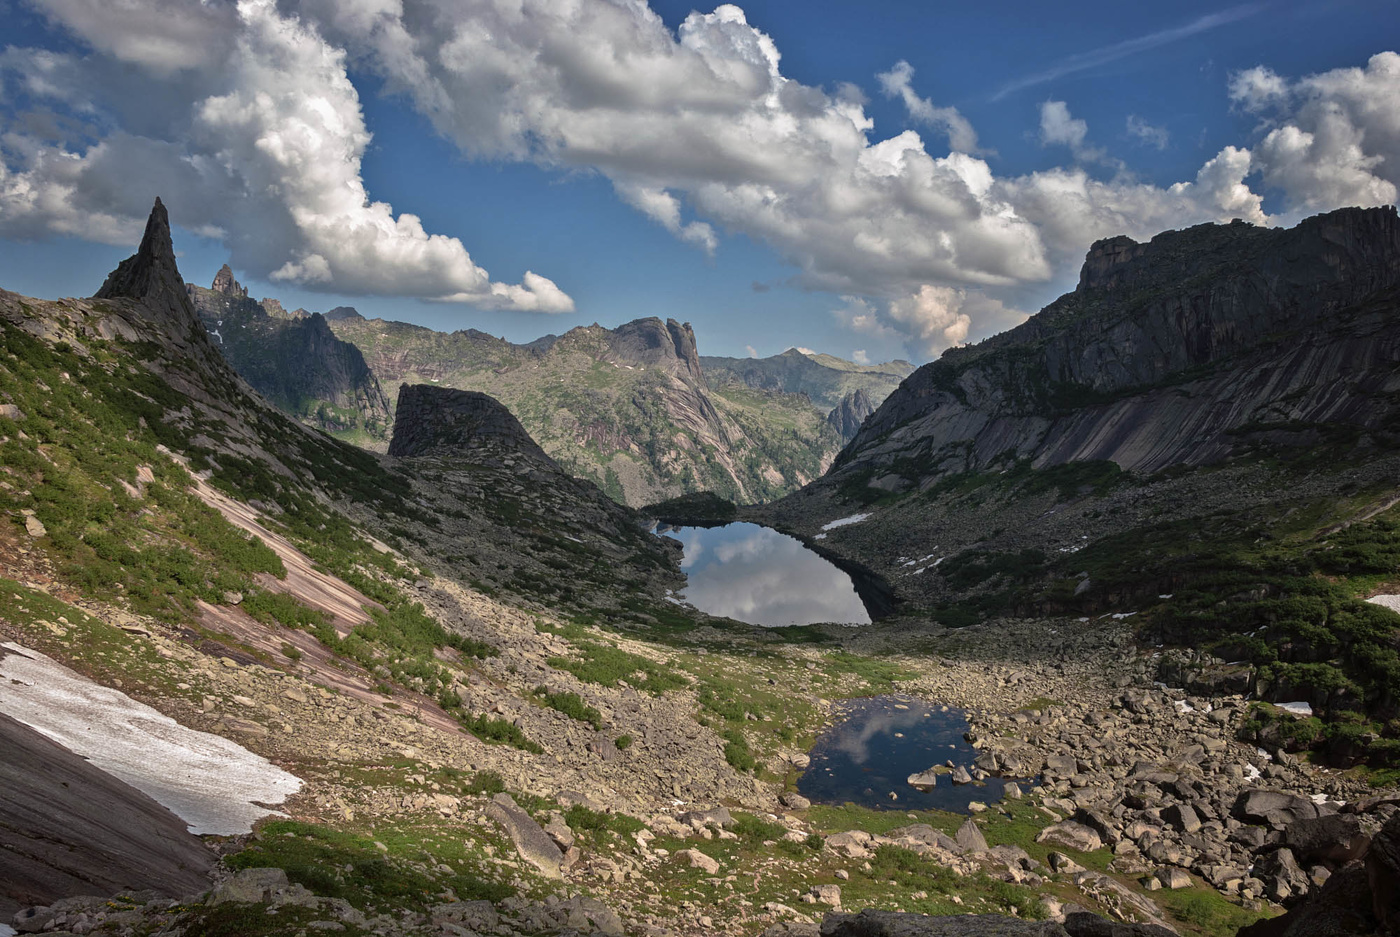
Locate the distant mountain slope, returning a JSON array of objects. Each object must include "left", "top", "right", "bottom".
[
  {"left": 2, "top": 198, "right": 682, "bottom": 625},
  {"left": 701, "top": 347, "right": 913, "bottom": 412},
  {"left": 187, "top": 267, "right": 392, "bottom": 445},
  {"left": 756, "top": 205, "right": 1400, "bottom": 770},
  {"left": 328, "top": 315, "right": 848, "bottom": 506}
]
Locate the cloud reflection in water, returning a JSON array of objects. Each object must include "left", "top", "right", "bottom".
[{"left": 668, "top": 523, "right": 870, "bottom": 627}]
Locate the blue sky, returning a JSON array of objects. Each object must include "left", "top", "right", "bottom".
[{"left": 0, "top": 0, "right": 1396, "bottom": 363}]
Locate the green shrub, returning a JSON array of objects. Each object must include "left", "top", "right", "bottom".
[{"left": 532, "top": 687, "right": 603, "bottom": 729}]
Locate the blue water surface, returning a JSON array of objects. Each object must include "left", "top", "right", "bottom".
[{"left": 798, "top": 695, "right": 1028, "bottom": 813}]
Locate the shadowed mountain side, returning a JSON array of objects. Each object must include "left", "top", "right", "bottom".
[
  {"left": 839, "top": 206, "right": 1400, "bottom": 480},
  {"left": 0, "top": 711, "right": 215, "bottom": 918},
  {"left": 187, "top": 267, "right": 392, "bottom": 445}
]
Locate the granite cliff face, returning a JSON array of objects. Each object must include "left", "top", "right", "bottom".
[
  {"left": 187, "top": 269, "right": 392, "bottom": 443},
  {"left": 841, "top": 206, "right": 1400, "bottom": 480},
  {"left": 827, "top": 388, "right": 876, "bottom": 443}
]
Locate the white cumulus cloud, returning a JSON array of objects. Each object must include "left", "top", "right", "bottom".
[
  {"left": 2, "top": 0, "right": 1395, "bottom": 355},
  {"left": 0, "top": 0, "right": 572, "bottom": 312}
]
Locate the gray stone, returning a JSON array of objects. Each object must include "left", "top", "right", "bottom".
[
  {"left": 781, "top": 791, "right": 813, "bottom": 810},
  {"left": 956, "top": 818, "right": 989, "bottom": 854},
  {"left": 486, "top": 794, "right": 563, "bottom": 879},
  {"left": 209, "top": 868, "right": 289, "bottom": 905},
  {"left": 1036, "top": 820, "right": 1102, "bottom": 853},
  {"left": 1285, "top": 814, "right": 1368, "bottom": 865}
]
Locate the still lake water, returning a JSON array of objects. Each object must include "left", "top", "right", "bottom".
[
  {"left": 798, "top": 695, "right": 1028, "bottom": 813},
  {"left": 661, "top": 523, "right": 871, "bottom": 627}
]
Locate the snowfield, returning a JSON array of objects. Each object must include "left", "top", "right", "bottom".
[{"left": 0, "top": 642, "right": 301, "bottom": 835}]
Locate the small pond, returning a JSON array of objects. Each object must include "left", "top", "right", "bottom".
[
  {"left": 659, "top": 522, "right": 871, "bottom": 627},
  {"left": 797, "top": 695, "right": 1030, "bottom": 814}
]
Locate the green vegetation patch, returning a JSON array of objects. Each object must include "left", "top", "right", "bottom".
[
  {"left": 533, "top": 686, "right": 603, "bottom": 729},
  {"left": 228, "top": 820, "right": 511, "bottom": 912}
]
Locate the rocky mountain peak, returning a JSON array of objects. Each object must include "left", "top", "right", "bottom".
[
  {"left": 323, "top": 306, "right": 363, "bottom": 321},
  {"left": 607, "top": 317, "right": 704, "bottom": 382},
  {"left": 210, "top": 264, "right": 247, "bottom": 298},
  {"left": 93, "top": 197, "right": 202, "bottom": 339},
  {"left": 388, "top": 384, "right": 550, "bottom": 463}
]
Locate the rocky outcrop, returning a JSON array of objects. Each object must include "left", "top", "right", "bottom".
[
  {"left": 210, "top": 263, "right": 247, "bottom": 298},
  {"left": 324, "top": 306, "right": 363, "bottom": 321},
  {"left": 838, "top": 207, "right": 1400, "bottom": 481},
  {"left": 388, "top": 384, "right": 549, "bottom": 462},
  {"left": 828, "top": 388, "right": 875, "bottom": 442},
  {"left": 188, "top": 269, "right": 392, "bottom": 441},
  {"left": 93, "top": 197, "right": 205, "bottom": 345},
  {"left": 606, "top": 317, "right": 704, "bottom": 382}
]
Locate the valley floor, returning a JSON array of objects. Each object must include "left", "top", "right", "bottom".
[{"left": 0, "top": 476, "right": 1394, "bottom": 937}]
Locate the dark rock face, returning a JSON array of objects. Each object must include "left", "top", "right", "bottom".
[
  {"left": 388, "top": 383, "right": 549, "bottom": 462},
  {"left": 1238, "top": 811, "right": 1400, "bottom": 936},
  {"left": 827, "top": 388, "right": 875, "bottom": 442},
  {"left": 0, "top": 712, "right": 214, "bottom": 917},
  {"left": 187, "top": 272, "right": 391, "bottom": 441},
  {"left": 820, "top": 910, "right": 1068, "bottom": 936},
  {"left": 93, "top": 197, "right": 203, "bottom": 344},
  {"left": 323, "top": 305, "right": 363, "bottom": 321},
  {"left": 840, "top": 206, "right": 1400, "bottom": 480}
]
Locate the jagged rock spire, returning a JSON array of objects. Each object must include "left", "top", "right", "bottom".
[
  {"left": 211, "top": 263, "right": 247, "bottom": 298},
  {"left": 94, "top": 197, "right": 201, "bottom": 339}
]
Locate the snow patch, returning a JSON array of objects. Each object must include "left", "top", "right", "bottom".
[
  {"left": 1276, "top": 701, "right": 1314, "bottom": 717},
  {"left": 0, "top": 642, "right": 301, "bottom": 835},
  {"left": 821, "top": 513, "right": 871, "bottom": 531},
  {"left": 1366, "top": 594, "right": 1400, "bottom": 613},
  {"left": 1174, "top": 699, "right": 1194, "bottom": 713},
  {"left": 813, "top": 533, "right": 827, "bottom": 540}
]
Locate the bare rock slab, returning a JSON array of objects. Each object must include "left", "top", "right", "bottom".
[{"left": 486, "top": 793, "right": 563, "bottom": 879}]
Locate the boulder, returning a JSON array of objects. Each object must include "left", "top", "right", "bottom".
[
  {"left": 1161, "top": 804, "right": 1201, "bottom": 835},
  {"left": 1368, "top": 812, "right": 1400, "bottom": 930},
  {"left": 1036, "top": 821, "right": 1103, "bottom": 854},
  {"left": 1286, "top": 814, "right": 1369, "bottom": 865},
  {"left": 782, "top": 791, "right": 813, "bottom": 810},
  {"left": 956, "top": 818, "right": 989, "bottom": 854},
  {"left": 1254, "top": 847, "right": 1310, "bottom": 902},
  {"left": 907, "top": 769, "right": 940, "bottom": 789},
  {"left": 1234, "top": 790, "right": 1320, "bottom": 830},
  {"left": 1061, "top": 912, "right": 1180, "bottom": 937},
  {"left": 886, "top": 824, "right": 963, "bottom": 854},
  {"left": 810, "top": 884, "right": 842, "bottom": 907},
  {"left": 485, "top": 794, "right": 563, "bottom": 879},
  {"left": 675, "top": 848, "right": 720, "bottom": 875},
  {"left": 209, "top": 868, "right": 290, "bottom": 905}
]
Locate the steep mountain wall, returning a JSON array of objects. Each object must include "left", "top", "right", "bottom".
[
  {"left": 840, "top": 207, "right": 1400, "bottom": 481},
  {"left": 187, "top": 269, "right": 392, "bottom": 443}
]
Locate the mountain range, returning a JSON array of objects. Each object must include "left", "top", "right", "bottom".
[{"left": 185, "top": 269, "right": 912, "bottom": 507}]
